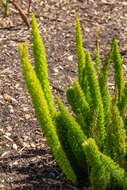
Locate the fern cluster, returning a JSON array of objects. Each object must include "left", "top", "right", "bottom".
[{"left": 19, "top": 14, "right": 127, "bottom": 189}]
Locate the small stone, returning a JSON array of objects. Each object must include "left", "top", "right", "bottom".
[
  {"left": 23, "top": 136, "right": 29, "bottom": 141},
  {"left": 0, "top": 95, "right": 3, "bottom": 100},
  {"left": 23, "top": 142, "right": 30, "bottom": 148},
  {"left": 31, "top": 142, "right": 36, "bottom": 148},
  {"left": 0, "top": 129, "right": 5, "bottom": 135},
  {"left": 10, "top": 109, "right": 14, "bottom": 114},
  {"left": 23, "top": 107, "right": 29, "bottom": 112},
  {"left": 8, "top": 105, "right": 14, "bottom": 113},
  {"left": 13, "top": 161, "right": 18, "bottom": 166},
  {"left": 4, "top": 94, "right": 11, "bottom": 101},
  {"left": 13, "top": 144, "right": 18, "bottom": 150},
  {"left": 123, "top": 64, "right": 126, "bottom": 70},
  {"left": 15, "top": 83, "right": 19, "bottom": 88},
  {"left": 11, "top": 97, "right": 17, "bottom": 104},
  {"left": 5, "top": 132, "right": 11, "bottom": 137},
  {"left": 67, "top": 55, "right": 73, "bottom": 61},
  {"left": 53, "top": 68, "right": 59, "bottom": 73},
  {"left": 1, "top": 151, "right": 10, "bottom": 158},
  {"left": 31, "top": 157, "right": 37, "bottom": 162},
  {"left": 25, "top": 114, "right": 30, "bottom": 120},
  {"left": 7, "top": 126, "right": 13, "bottom": 132}
]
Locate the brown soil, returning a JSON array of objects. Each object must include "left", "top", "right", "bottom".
[{"left": 0, "top": 0, "right": 127, "bottom": 189}]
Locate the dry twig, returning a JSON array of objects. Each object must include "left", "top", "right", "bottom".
[{"left": 9, "top": 0, "right": 30, "bottom": 29}]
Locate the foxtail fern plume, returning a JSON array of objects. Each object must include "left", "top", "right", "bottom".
[
  {"left": 76, "top": 16, "right": 92, "bottom": 105},
  {"left": 120, "top": 83, "right": 127, "bottom": 119},
  {"left": 66, "top": 79, "right": 90, "bottom": 136},
  {"left": 76, "top": 14, "right": 85, "bottom": 88},
  {"left": 85, "top": 51, "right": 105, "bottom": 147},
  {"left": 89, "top": 108, "right": 99, "bottom": 141},
  {"left": 83, "top": 138, "right": 127, "bottom": 190},
  {"left": 109, "top": 100, "right": 126, "bottom": 167},
  {"left": 112, "top": 39, "right": 125, "bottom": 113},
  {"left": 99, "top": 53, "right": 111, "bottom": 123},
  {"left": 19, "top": 41, "right": 77, "bottom": 184},
  {"left": 56, "top": 97, "right": 87, "bottom": 177},
  {"left": 83, "top": 138, "right": 110, "bottom": 190},
  {"left": 31, "top": 13, "right": 56, "bottom": 119}
]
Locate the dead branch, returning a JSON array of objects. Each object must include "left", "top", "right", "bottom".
[{"left": 9, "top": 0, "right": 30, "bottom": 29}]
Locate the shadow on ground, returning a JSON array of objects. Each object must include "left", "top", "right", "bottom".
[{"left": 0, "top": 149, "right": 70, "bottom": 190}]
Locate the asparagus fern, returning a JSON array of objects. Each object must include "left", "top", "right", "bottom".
[
  {"left": 19, "top": 41, "right": 77, "bottom": 184},
  {"left": 19, "top": 14, "right": 127, "bottom": 189}
]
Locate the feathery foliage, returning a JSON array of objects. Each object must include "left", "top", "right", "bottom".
[
  {"left": 83, "top": 138, "right": 127, "bottom": 190},
  {"left": 76, "top": 14, "right": 85, "bottom": 88},
  {"left": 120, "top": 83, "right": 127, "bottom": 119},
  {"left": 85, "top": 51, "right": 105, "bottom": 147},
  {"left": 31, "top": 13, "right": 56, "bottom": 119},
  {"left": 56, "top": 97, "right": 87, "bottom": 177},
  {"left": 112, "top": 39, "right": 125, "bottom": 109},
  {"left": 19, "top": 14, "right": 127, "bottom": 189},
  {"left": 66, "top": 79, "right": 90, "bottom": 136},
  {"left": 19, "top": 41, "right": 77, "bottom": 185},
  {"left": 108, "top": 100, "right": 126, "bottom": 167},
  {"left": 98, "top": 53, "right": 111, "bottom": 123}
]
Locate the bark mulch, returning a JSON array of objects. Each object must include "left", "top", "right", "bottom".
[{"left": 0, "top": 0, "right": 127, "bottom": 189}]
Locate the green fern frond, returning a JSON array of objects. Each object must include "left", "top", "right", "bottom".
[
  {"left": 76, "top": 15, "right": 92, "bottom": 104},
  {"left": 31, "top": 13, "right": 56, "bottom": 119},
  {"left": 109, "top": 101, "right": 126, "bottom": 167},
  {"left": 83, "top": 138, "right": 110, "bottom": 190},
  {"left": 66, "top": 87, "right": 87, "bottom": 135},
  {"left": 89, "top": 108, "right": 99, "bottom": 141},
  {"left": 85, "top": 50, "right": 105, "bottom": 147},
  {"left": 81, "top": 68, "right": 92, "bottom": 106},
  {"left": 99, "top": 53, "right": 111, "bottom": 123},
  {"left": 19, "top": 42, "right": 77, "bottom": 184},
  {"left": 119, "top": 83, "right": 127, "bottom": 119},
  {"left": 112, "top": 39, "right": 125, "bottom": 107},
  {"left": 76, "top": 14, "right": 85, "bottom": 88},
  {"left": 66, "top": 79, "right": 90, "bottom": 136},
  {"left": 56, "top": 96, "right": 87, "bottom": 177},
  {"left": 83, "top": 138, "right": 127, "bottom": 190}
]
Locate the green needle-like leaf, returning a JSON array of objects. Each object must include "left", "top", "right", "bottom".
[{"left": 19, "top": 41, "right": 77, "bottom": 184}]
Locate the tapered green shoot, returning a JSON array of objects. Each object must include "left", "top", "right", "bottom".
[
  {"left": 89, "top": 108, "right": 99, "bottom": 141},
  {"left": 112, "top": 39, "right": 125, "bottom": 109},
  {"left": 119, "top": 83, "right": 127, "bottom": 119},
  {"left": 56, "top": 97, "right": 87, "bottom": 177},
  {"left": 31, "top": 13, "right": 56, "bottom": 119},
  {"left": 85, "top": 51, "right": 105, "bottom": 147},
  {"left": 76, "top": 15, "right": 91, "bottom": 104},
  {"left": 76, "top": 14, "right": 85, "bottom": 88},
  {"left": 83, "top": 138, "right": 127, "bottom": 190},
  {"left": 99, "top": 53, "right": 111, "bottom": 123},
  {"left": 66, "top": 79, "right": 90, "bottom": 136},
  {"left": 19, "top": 42, "right": 77, "bottom": 184},
  {"left": 108, "top": 101, "right": 126, "bottom": 167},
  {"left": 83, "top": 138, "right": 110, "bottom": 190}
]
